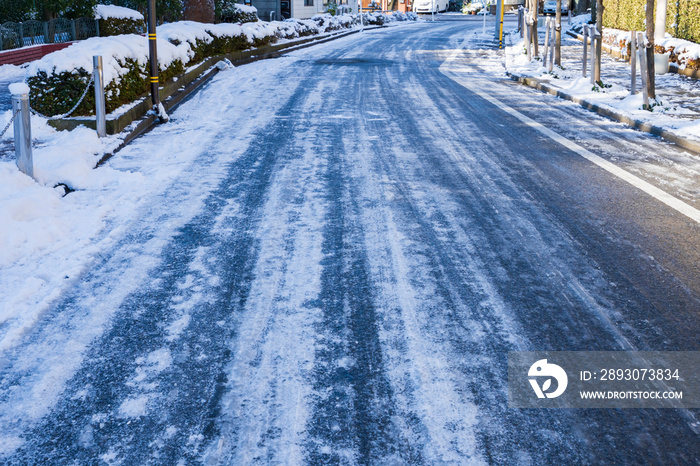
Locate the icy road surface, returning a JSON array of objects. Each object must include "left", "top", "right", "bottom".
[{"left": 2, "top": 18, "right": 700, "bottom": 464}]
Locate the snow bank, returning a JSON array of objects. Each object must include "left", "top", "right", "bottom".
[{"left": 94, "top": 4, "right": 144, "bottom": 21}]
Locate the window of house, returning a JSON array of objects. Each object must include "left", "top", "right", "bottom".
[{"left": 304, "top": 0, "right": 313, "bottom": 5}]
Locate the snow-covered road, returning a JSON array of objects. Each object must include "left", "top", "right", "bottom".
[{"left": 1, "top": 18, "right": 700, "bottom": 464}]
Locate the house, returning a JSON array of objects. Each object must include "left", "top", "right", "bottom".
[{"left": 244, "top": 0, "right": 350, "bottom": 20}]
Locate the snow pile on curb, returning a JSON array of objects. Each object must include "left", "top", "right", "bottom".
[{"left": 94, "top": 4, "right": 144, "bottom": 21}]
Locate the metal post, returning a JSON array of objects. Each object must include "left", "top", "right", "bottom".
[
  {"left": 147, "top": 0, "right": 160, "bottom": 115},
  {"left": 360, "top": 0, "right": 364, "bottom": 30},
  {"left": 71, "top": 19, "right": 77, "bottom": 41},
  {"left": 93, "top": 56, "right": 106, "bottom": 137},
  {"left": 582, "top": 25, "right": 587, "bottom": 77},
  {"left": 549, "top": 18, "right": 554, "bottom": 71},
  {"left": 43, "top": 23, "right": 49, "bottom": 44},
  {"left": 543, "top": 17, "right": 551, "bottom": 68},
  {"left": 630, "top": 31, "right": 637, "bottom": 95},
  {"left": 589, "top": 25, "right": 596, "bottom": 84},
  {"left": 638, "top": 31, "right": 649, "bottom": 108},
  {"left": 19, "top": 23, "right": 24, "bottom": 47},
  {"left": 498, "top": 0, "right": 505, "bottom": 48},
  {"left": 12, "top": 90, "right": 33, "bottom": 179},
  {"left": 524, "top": 13, "right": 532, "bottom": 62}
]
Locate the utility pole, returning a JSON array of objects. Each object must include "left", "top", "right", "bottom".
[
  {"left": 645, "top": 0, "right": 656, "bottom": 100},
  {"left": 147, "top": 0, "right": 167, "bottom": 122}
]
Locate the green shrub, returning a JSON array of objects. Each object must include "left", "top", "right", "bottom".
[
  {"left": 603, "top": 0, "right": 700, "bottom": 44},
  {"left": 28, "top": 58, "right": 183, "bottom": 117},
  {"left": 220, "top": 2, "right": 259, "bottom": 23},
  {"left": 98, "top": 16, "right": 146, "bottom": 36}
]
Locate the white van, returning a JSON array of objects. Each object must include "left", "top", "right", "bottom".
[{"left": 413, "top": 0, "right": 449, "bottom": 13}]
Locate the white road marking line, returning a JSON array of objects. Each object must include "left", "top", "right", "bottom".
[{"left": 439, "top": 48, "right": 700, "bottom": 225}]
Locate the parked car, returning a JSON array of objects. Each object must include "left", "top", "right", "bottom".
[
  {"left": 543, "top": 0, "right": 568, "bottom": 14},
  {"left": 413, "top": 0, "right": 449, "bottom": 13}
]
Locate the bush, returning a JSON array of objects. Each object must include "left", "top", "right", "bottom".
[
  {"left": 220, "top": 2, "right": 259, "bottom": 23},
  {"left": 94, "top": 4, "right": 146, "bottom": 36},
  {"left": 603, "top": 0, "right": 700, "bottom": 44},
  {"left": 28, "top": 58, "right": 183, "bottom": 117}
]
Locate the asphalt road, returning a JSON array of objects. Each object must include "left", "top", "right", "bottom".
[{"left": 2, "top": 17, "right": 700, "bottom": 464}]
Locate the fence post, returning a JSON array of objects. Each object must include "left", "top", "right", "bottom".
[
  {"left": 95, "top": 19, "right": 100, "bottom": 38},
  {"left": 19, "top": 23, "right": 24, "bottom": 47},
  {"left": 93, "top": 56, "right": 107, "bottom": 137},
  {"left": 11, "top": 86, "right": 33, "bottom": 179},
  {"left": 0, "top": 30, "right": 3, "bottom": 51},
  {"left": 71, "top": 19, "right": 77, "bottom": 41},
  {"left": 630, "top": 31, "right": 637, "bottom": 95},
  {"left": 43, "top": 23, "right": 49, "bottom": 44}
]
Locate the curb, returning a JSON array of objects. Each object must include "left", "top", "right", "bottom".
[
  {"left": 94, "top": 26, "right": 378, "bottom": 167},
  {"left": 506, "top": 71, "right": 700, "bottom": 155}
]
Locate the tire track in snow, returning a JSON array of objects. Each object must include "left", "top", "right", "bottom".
[{"left": 7, "top": 75, "right": 315, "bottom": 464}]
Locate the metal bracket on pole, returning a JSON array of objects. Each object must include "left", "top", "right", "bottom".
[
  {"left": 12, "top": 91, "right": 33, "bottom": 179},
  {"left": 93, "top": 55, "right": 106, "bottom": 137}
]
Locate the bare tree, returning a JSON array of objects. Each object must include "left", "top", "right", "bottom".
[
  {"left": 645, "top": 0, "right": 656, "bottom": 100},
  {"left": 184, "top": 0, "right": 215, "bottom": 22},
  {"left": 530, "top": 0, "right": 539, "bottom": 55}
]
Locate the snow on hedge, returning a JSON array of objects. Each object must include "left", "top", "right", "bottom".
[
  {"left": 233, "top": 3, "right": 258, "bottom": 14},
  {"left": 94, "top": 4, "right": 144, "bottom": 21},
  {"left": 27, "top": 34, "right": 186, "bottom": 87},
  {"left": 26, "top": 12, "right": 417, "bottom": 116}
]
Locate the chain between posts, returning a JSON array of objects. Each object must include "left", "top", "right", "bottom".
[
  {"left": 29, "top": 74, "right": 95, "bottom": 120},
  {"left": 0, "top": 109, "right": 19, "bottom": 139}
]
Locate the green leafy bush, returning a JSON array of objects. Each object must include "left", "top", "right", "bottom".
[
  {"left": 98, "top": 16, "right": 146, "bottom": 36},
  {"left": 603, "top": 0, "right": 700, "bottom": 44},
  {"left": 28, "top": 58, "right": 183, "bottom": 117},
  {"left": 219, "top": 2, "right": 259, "bottom": 23}
]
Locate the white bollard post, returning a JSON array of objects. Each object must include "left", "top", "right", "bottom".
[
  {"left": 10, "top": 84, "right": 33, "bottom": 179},
  {"left": 582, "top": 25, "right": 588, "bottom": 77},
  {"left": 548, "top": 18, "right": 554, "bottom": 71},
  {"left": 638, "top": 32, "right": 649, "bottom": 108},
  {"left": 524, "top": 14, "right": 532, "bottom": 62},
  {"left": 93, "top": 55, "right": 106, "bottom": 138},
  {"left": 630, "top": 31, "right": 637, "bottom": 95},
  {"left": 543, "top": 17, "right": 551, "bottom": 68}
]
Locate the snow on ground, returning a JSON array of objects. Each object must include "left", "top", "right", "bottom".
[{"left": 498, "top": 15, "right": 700, "bottom": 143}]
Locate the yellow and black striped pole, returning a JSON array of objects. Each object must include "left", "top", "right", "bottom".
[
  {"left": 147, "top": 0, "right": 160, "bottom": 111},
  {"left": 498, "top": 0, "right": 505, "bottom": 49}
]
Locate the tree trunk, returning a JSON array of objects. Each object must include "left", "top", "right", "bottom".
[
  {"left": 183, "top": 0, "right": 215, "bottom": 23},
  {"left": 532, "top": 0, "right": 539, "bottom": 55},
  {"left": 594, "top": 0, "right": 603, "bottom": 83},
  {"left": 555, "top": 0, "right": 561, "bottom": 65},
  {"left": 646, "top": 0, "right": 656, "bottom": 100}
]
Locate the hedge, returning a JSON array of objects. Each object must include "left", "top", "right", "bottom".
[
  {"left": 26, "top": 12, "right": 414, "bottom": 118},
  {"left": 603, "top": 0, "right": 700, "bottom": 44}
]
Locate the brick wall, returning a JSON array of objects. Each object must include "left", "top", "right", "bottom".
[{"left": 0, "top": 42, "right": 74, "bottom": 66}]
